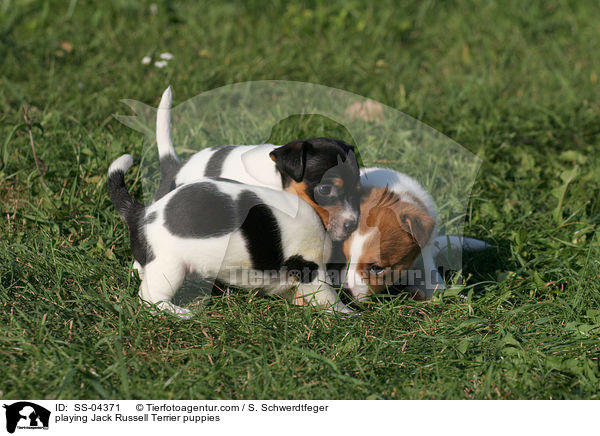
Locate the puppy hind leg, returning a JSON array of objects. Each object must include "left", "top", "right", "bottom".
[{"left": 138, "top": 259, "right": 190, "bottom": 317}]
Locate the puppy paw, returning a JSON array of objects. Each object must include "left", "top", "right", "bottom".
[{"left": 156, "top": 301, "right": 193, "bottom": 319}]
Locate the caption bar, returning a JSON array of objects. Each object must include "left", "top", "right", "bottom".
[{"left": 1, "top": 401, "right": 332, "bottom": 435}]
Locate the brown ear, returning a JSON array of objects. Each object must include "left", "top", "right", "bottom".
[{"left": 400, "top": 210, "right": 435, "bottom": 247}]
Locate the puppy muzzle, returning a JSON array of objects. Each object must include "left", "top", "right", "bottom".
[{"left": 327, "top": 210, "right": 359, "bottom": 241}]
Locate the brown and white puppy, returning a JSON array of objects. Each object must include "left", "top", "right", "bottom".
[{"left": 339, "top": 168, "right": 439, "bottom": 302}]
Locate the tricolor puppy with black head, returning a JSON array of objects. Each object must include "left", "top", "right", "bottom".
[
  {"left": 154, "top": 87, "right": 361, "bottom": 242},
  {"left": 341, "top": 168, "right": 439, "bottom": 302},
  {"left": 108, "top": 155, "right": 351, "bottom": 316}
]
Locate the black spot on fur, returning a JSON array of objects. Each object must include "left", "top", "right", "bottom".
[
  {"left": 282, "top": 255, "right": 318, "bottom": 283},
  {"left": 164, "top": 182, "right": 237, "bottom": 238},
  {"left": 204, "top": 145, "right": 235, "bottom": 178},
  {"left": 237, "top": 190, "right": 284, "bottom": 271},
  {"left": 129, "top": 207, "right": 155, "bottom": 266}
]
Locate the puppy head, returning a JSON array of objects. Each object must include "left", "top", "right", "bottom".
[
  {"left": 341, "top": 187, "right": 435, "bottom": 301},
  {"left": 270, "top": 138, "right": 360, "bottom": 241}
]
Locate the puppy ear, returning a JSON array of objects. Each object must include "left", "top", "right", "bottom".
[
  {"left": 368, "top": 188, "right": 435, "bottom": 247},
  {"left": 399, "top": 210, "right": 435, "bottom": 248},
  {"left": 337, "top": 141, "right": 355, "bottom": 155},
  {"left": 344, "top": 150, "right": 359, "bottom": 169},
  {"left": 269, "top": 140, "right": 311, "bottom": 182},
  {"left": 340, "top": 143, "right": 364, "bottom": 168}
]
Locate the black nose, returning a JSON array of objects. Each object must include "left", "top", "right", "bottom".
[{"left": 343, "top": 220, "right": 357, "bottom": 233}]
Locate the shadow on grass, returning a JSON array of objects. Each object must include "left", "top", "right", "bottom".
[{"left": 369, "top": 238, "right": 510, "bottom": 303}]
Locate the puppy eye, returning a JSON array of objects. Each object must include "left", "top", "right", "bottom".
[
  {"left": 369, "top": 264, "right": 386, "bottom": 275},
  {"left": 317, "top": 184, "right": 333, "bottom": 196}
]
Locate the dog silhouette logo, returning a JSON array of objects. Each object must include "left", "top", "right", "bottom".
[{"left": 2, "top": 402, "right": 50, "bottom": 433}]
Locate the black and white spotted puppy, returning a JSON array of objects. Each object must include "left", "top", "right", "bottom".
[
  {"left": 108, "top": 155, "right": 351, "bottom": 316},
  {"left": 154, "top": 87, "right": 361, "bottom": 242}
]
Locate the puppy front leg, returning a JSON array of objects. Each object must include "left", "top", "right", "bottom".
[
  {"left": 296, "top": 271, "right": 352, "bottom": 314},
  {"left": 421, "top": 244, "right": 444, "bottom": 300},
  {"left": 293, "top": 288, "right": 307, "bottom": 306},
  {"left": 139, "top": 259, "right": 190, "bottom": 317}
]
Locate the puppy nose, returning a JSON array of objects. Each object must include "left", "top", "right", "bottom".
[{"left": 343, "top": 220, "right": 358, "bottom": 234}]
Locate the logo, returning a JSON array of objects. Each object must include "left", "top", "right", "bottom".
[{"left": 2, "top": 402, "right": 50, "bottom": 434}]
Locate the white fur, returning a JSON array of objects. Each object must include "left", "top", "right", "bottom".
[
  {"left": 176, "top": 144, "right": 282, "bottom": 190},
  {"left": 108, "top": 154, "right": 133, "bottom": 175},
  {"left": 157, "top": 86, "right": 177, "bottom": 161},
  {"left": 341, "top": 230, "right": 375, "bottom": 302}
]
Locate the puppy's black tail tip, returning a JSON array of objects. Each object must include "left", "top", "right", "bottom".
[{"left": 107, "top": 154, "right": 144, "bottom": 226}]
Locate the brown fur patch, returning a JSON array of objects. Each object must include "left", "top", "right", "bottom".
[
  {"left": 332, "top": 177, "right": 344, "bottom": 188},
  {"left": 285, "top": 180, "right": 334, "bottom": 226}
]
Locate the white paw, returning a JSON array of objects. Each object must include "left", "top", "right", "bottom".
[{"left": 156, "top": 301, "right": 193, "bottom": 319}]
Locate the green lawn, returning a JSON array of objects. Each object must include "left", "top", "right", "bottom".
[{"left": 1, "top": 0, "right": 599, "bottom": 399}]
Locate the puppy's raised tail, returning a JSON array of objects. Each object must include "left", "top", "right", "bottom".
[
  {"left": 154, "top": 86, "right": 182, "bottom": 200},
  {"left": 107, "top": 154, "right": 144, "bottom": 228}
]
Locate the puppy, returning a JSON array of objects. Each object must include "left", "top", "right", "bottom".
[
  {"left": 108, "top": 154, "right": 351, "bottom": 316},
  {"left": 154, "top": 87, "right": 360, "bottom": 242},
  {"left": 340, "top": 168, "right": 439, "bottom": 302}
]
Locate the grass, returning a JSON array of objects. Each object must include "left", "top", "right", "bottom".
[{"left": 1, "top": 0, "right": 600, "bottom": 399}]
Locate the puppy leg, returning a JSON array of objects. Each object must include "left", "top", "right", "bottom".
[
  {"left": 132, "top": 260, "right": 144, "bottom": 280},
  {"left": 422, "top": 244, "right": 444, "bottom": 299},
  {"left": 296, "top": 270, "right": 352, "bottom": 314},
  {"left": 138, "top": 258, "right": 189, "bottom": 317},
  {"left": 293, "top": 288, "right": 307, "bottom": 306}
]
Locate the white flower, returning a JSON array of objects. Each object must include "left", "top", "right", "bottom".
[
  {"left": 149, "top": 3, "right": 158, "bottom": 14},
  {"left": 154, "top": 60, "right": 168, "bottom": 68},
  {"left": 159, "top": 52, "right": 174, "bottom": 60},
  {"left": 141, "top": 56, "right": 152, "bottom": 65}
]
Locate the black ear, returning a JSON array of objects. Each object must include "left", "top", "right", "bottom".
[
  {"left": 269, "top": 140, "right": 311, "bottom": 182},
  {"left": 341, "top": 142, "right": 355, "bottom": 154},
  {"left": 332, "top": 139, "right": 362, "bottom": 167},
  {"left": 344, "top": 150, "right": 359, "bottom": 168}
]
